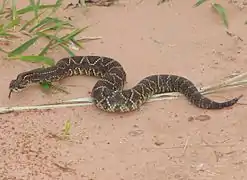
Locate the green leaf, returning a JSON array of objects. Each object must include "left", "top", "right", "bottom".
[
  {"left": 17, "top": 55, "right": 55, "bottom": 66},
  {"left": 0, "top": 32, "right": 19, "bottom": 38},
  {"left": 29, "top": 0, "right": 39, "bottom": 19},
  {"left": 59, "top": 43, "right": 75, "bottom": 56},
  {"left": 28, "top": 17, "right": 72, "bottom": 33},
  {"left": 17, "top": 4, "right": 59, "bottom": 14},
  {"left": 51, "top": 0, "right": 63, "bottom": 13},
  {"left": 54, "top": 26, "right": 89, "bottom": 51},
  {"left": 70, "top": 37, "right": 83, "bottom": 49},
  {"left": 11, "top": 0, "right": 18, "bottom": 21},
  {"left": 20, "top": 10, "right": 47, "bottom": 31},
  {"left": 212, "top": 3, "right": 228, "bottom": 28},
  {"left": 2, "top": 17, "right": 20, "bottom": 30},
  {"left": 36, "top": 32, "right": 75, "bottom": 56},
  {"left": 61, "top": 26, "right": 89, "bottom": 41},
  {"left": 37, "top": 31, "right": 66, "bottom": 44},
  {"left": 38, "top": 22, "right": 72, "bottom": 33},
  {"left": 8, "top": 35, "right": 40, "bottom": 57},
  {"left": 40, "top": 81, "right": 52, "bottom": 89},
  {"left": 28, "top": 17, "right": 53, "bottom": 33},
  {"left": 193, "top": 0, "right": 208, "bottom": 7},
  {"left": 39, "top": 40, "right": 54, "bottom": 56}
]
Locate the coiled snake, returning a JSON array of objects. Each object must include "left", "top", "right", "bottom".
[{"left": 8, "top": 56, "right": 242, "bottom": 112}]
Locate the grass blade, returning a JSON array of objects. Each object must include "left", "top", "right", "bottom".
[
  {"left": 38, "top": 22, "right": 73, "bottom": 33},
  {"left": 11, "top": 0, "right": 17, "bottom": 21},
  {"left": 37, "top": 32, "right": 75, "bottom": 55},
  {"left": 38, "top": 40, "right": 54, "bottom": 56},
  {"left": 29, "top": 0, "right": 39, "bottom": 20},
  {"left": 37, "top": 31, "right": 66, "bottom": 44},
  {"left": 212, "top": 3, "right": 228, "bottom": 28},
  {"left": 17, "top": 4, "right": 59, "bottom": 15},
  {"left": 17, "top": 55, "right": 55, "bottom": 66},
  {"left": 2, "top": 17, "right": 20, "bottom": 30},
  {"left": 0, "top": 31, "right": 19, "bottom": 37},
  {"left": 49, "top": 26, "right": 89, "bottom": 49},
  {"left": 59, "top": 43, "right": 75, "bottom": 56},
  {"left": 0, "top": 0, "right": 9, "bottom": 14},
  {"left": 61, "top": 26, "right": 89, "bottom": 41},
  {"left": 193, "top": 0, "right": 208, "bottom": 7},
  {"left": 28, "top": 17, "right": 54, "bottom": 33},
  {"left": 51, "top": 0, "right": 63, "bottom": 14},
  {"left": 20, "top": 9, "right": 47, "bottom": 31},
  {"left": 8, "top": 35, "right": 39, "bottom": 57},
  {"left": 70, "top": 38, "right": 83, "bottom": 49},
  {"left": 29, "top": 17, "right": 73, "bottom": 33}
]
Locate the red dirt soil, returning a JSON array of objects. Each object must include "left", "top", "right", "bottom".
[{"left": 1, "top": 0, "right": 247, "bottom": 179}]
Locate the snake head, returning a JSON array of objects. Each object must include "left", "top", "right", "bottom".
[{"left": 8, "top": 74, "right": 29, "bottom": 99}]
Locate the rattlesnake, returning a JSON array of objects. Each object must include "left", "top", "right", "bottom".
[{"left": 8, "top": 56, "right": 242, "bottom": 112}]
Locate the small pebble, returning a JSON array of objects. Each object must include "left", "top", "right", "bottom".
[
  {"left": 128, "top": 129, "right": 144, "bottom": 137},
  {"left": 188, "top": 115, "right": 211, "bottom": 122},
  {"left": 154, "top": 141, "right": 164, "bottom": 146},
  {"left": 188, "top": 116, "right": 194, "bottom": 122},
  {"left": 195, "top": 115, "right": 211, "bottom": 121}
]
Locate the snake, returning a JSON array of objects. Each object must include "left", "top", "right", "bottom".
[{"left": 8, "top": 56, "right": 243, "bottom": 113}]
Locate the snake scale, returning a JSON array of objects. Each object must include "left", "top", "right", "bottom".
[{"left": 9, "top": 56, "right": 242, "bottom": 112}]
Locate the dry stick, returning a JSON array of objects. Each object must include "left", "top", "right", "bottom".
[
  {"left": 1, "top": 72, "right": 247, "bottom": 114},
  {"left": 182, "top": 136, "right": 190, "bottom": 155},
  {"left": 200, "top": 72, "right": 247, "bottom": 93},
  {"left": 153, "top": 142, "right": 236, "bottom": 150},
  {"left": 0, "top": 102, "right": 93, "bottom": 114},
  {"left": 77, "top": 36, "right": 102, "bottom": 41}
]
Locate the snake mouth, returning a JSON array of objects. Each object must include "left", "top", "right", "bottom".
[{"left": 8, "top": 88, "right": 21, "bottom": 99}]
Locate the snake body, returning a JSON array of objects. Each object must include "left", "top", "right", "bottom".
[{"left": 9, "top": 56, "right": 242, "bottom": 112}]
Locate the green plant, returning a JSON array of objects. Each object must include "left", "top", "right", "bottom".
[
  {"left": 193, "top": 0, "right": 228, "bottom": 28},
  {"left": 0, "top": 0, "right": 99, "bottom": 90},
  {"left": 0, "top": 0, "right": 88, "bottom": 64}
]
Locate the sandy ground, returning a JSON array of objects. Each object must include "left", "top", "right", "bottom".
[{"left": 1, "top": 0, "right": 247, "bottom": 179}]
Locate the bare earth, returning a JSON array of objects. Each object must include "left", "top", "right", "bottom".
[{"left": 1, "top": 0, "right": 247, "bottom": 179}]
